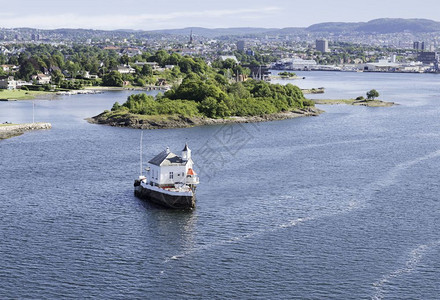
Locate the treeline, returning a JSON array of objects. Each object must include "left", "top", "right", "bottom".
[
  {"left": 111, "top": 74, "right": 313, "bottom": 118},
  {"left": 0, "top": 44, "right": 250, "bottom": 89}
]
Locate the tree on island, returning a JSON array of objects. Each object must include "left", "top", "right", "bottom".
[{"left": 366, "top": 89, "right": 379, "bottom": 100}]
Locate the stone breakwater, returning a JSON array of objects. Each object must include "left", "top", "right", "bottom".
[
  {"left": 88, "top": 107, "right": 323, "bottom": 130},
  {"left": 0, "top": 123, "right": 52, "bottom": 140}
]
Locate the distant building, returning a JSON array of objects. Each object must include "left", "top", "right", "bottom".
[
  {"left": 413, "top": 41, "right": 425, "bottom": 51},
  {"left": 237, "top": 40, "right": 245, "bottom": 52},
  {"left": 83, "top": 71, "right": 99, "bottom": 79},
  {"left": 0, "top": 76, "right": 31, "bottom": 90},
  {"left": 364, "top": 59, "right": 400, "bottom": 72},
  {"left": 1, "top": 64, "right": 11, "bottom": 72},
  {"left": 114, "top": 65, "right": 136, "bottom": 74},
  {"left": 220, "top": 55, "right": 239, "bottom": 64},
  {"left": 246, "top": 49, "right": 255, "bottom": 56},
  {"left": 32, "top": 74, "right": 52, "bottom": 85},
  {"left": 122, "top": 47, "right": 142, "bottom": 57},
  {"left": 316, "top": 39, "right": 329, "bottom": 53},
  {"left": 134, "top": 61, "right": 160, "bottom": 70},
  {"left": 417, "top": 52, "right": 437, "bottom": 65},
  {"left": 272, "top": 58, "right": 317, "bottom": 71}
]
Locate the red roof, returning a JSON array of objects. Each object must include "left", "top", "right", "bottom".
[{"left": 187, "top": 168, "right": 196, "bottom": 176}]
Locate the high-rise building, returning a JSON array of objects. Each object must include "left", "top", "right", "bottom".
[
  {"left": 316, "top": 39, "right": 329, "bottom": 53},
  {"left": 413, "top": 41, "right": 425, "bottom": 51}
]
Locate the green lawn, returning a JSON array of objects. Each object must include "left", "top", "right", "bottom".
[{"left": 0, "top": 90, "right": 49, "bottom": 100}]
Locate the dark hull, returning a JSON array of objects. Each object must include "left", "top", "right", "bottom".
[{"left": 134, "top": 182, "right": 195, "bottom": 209}]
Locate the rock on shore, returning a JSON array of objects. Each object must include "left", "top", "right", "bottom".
[
  {"left": 0, "top": 123, "right": 52, "bottom": 140},
  {"left": 87, "top": 107, "right": 323, "bottom": 130}
]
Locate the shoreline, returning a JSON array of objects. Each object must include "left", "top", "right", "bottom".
[
  {"left": 87, "top": 107, "right": 324, "bottom": 130},
  {"left": 0, "top": 90, "right": 52, "bottom": 101},
  {"left": 84, "top": 85, "right": 171, "bottom": 91},
  {"left": 0, "top": 123, "right": 52, "bottom": 140}
]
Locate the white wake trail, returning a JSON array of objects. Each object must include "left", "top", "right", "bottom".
[{"left": 372, "top": 240, "right": 440, "bottom": 300}]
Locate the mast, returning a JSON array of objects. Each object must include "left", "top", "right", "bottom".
[{"left": 140, "top": 131, "right": 143, "bottom": 177}]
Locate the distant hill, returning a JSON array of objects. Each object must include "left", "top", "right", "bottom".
[
  {"left": 307, "top": 18, "right": 440, "bottom": 33},
  {"left": 147, "top": 19, "right": 440, "bottom": 37},
  {"left": 307, "top": 22, "right": 361, "bottom": 33},
  {"left": 357, "top": 18, "right": 440, "bottom": 33},
  {"left": 149, "top": 27, "right": 278, "bottom": 37},
  {"left": 4, "top": 18, "right": 440, "bottom": 40}
]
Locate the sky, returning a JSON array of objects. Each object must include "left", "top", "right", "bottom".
[{"left": 1, "top": 0, "right": 440, "bottom": 30}]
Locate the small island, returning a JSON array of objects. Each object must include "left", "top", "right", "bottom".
[
  {"left": 89, "top": 74, "right": 322, "bottom": 130},
  {"left": 312, "top": 89, "right": 395, "bottom": 107},
  {"left": 312, "top": 99, "right": 395, "bottom": 107},
  {"left": 271, "top": 71, "right": 305, "bottom": 80},
  {"left": 301, "top": 87, "right": 325, "bottom": 94}
]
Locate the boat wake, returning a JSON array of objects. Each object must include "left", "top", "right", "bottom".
[
  {"left": 369, "top": 149, "right": 440, "bottom": 299},
  {"left": 371, "top": 240, "right": 440, "bottom": 300},
  {"left": 165, "top": 148, "right": 440, "bottom": 271},
  {"left": 164, "top": 196, "right": 361, "bottom": 264},
  {"left": 291, "top": 137, "right": 385, "bottom": 151},
  {"left": 375, "top": 149, "right": 440, "bottom": 189}
]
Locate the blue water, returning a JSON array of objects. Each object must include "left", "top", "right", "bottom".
[{"left": 1, "top": 72, "right": 439, "bottom": 299}]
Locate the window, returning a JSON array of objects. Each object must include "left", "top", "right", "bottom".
[{"left": 169, "top": 172, "right": 174, "bottom": 179}]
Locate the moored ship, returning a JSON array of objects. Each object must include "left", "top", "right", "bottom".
[{"left": 134, "top": 143, "right": 199, "bottom": 209}]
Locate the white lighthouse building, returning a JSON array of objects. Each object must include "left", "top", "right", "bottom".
[{"left": 146, "top": 143, "right": 199, "bottom": 188}]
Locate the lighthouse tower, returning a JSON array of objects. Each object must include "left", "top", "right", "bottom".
[{"left": 182, "top": 143, "right": 191, "bottom": 161}]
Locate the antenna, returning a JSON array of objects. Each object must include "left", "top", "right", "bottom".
[{"left": 140, "top": 130, "right": 143, "bottom": 177}]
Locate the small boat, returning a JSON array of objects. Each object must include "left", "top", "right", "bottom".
[{"left": 134, "top": 143, "right": 199, "bottom": 209}]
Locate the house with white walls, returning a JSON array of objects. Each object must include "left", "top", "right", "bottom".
[{"left": 147, "top": 144, "right": 198, "bottom": 188}]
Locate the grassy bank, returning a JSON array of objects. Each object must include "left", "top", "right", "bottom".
[{"left": 0, "top": 90, "right": 50, "bottom": 100}]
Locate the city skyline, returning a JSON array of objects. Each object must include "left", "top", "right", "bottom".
[{"left": 1, "top": 0, "right": 440, "bottom": 30}]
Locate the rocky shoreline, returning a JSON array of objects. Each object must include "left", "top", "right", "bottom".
[
  {"left": 87, "top": 107, "right": 323, "bottom": 130},
  {"left": 0, "top": 123, "right": 52, "bottom": 140}
]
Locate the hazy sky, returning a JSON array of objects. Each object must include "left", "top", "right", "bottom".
[{"left": 1, "top": 0, "right": 440, "bottom": 30}]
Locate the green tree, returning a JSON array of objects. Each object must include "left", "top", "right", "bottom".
[
  {"left": 366, "top": 89, "right": 379, "bottom": 100},
  {"left": 140, "top": 64, "right": 153, "bottom": 76},
  {"left": 151, "top": 50, "right": 170, "bottom": 66},
  {"left": 51, "top": 69, "right": 64, "bottom": 86},
  {"left": 102, "top": 70, "right": 123, "bottom": 87}
]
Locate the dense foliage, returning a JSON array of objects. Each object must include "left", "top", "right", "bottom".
[
  {"left": 366, "top": 89, "right": 379, "bottom": 100},
  {"left": 278, "top": 71, "right": 297, "bottom": 77},
  {"left": 111, "top": 73, "right": 313, "bottom": 118}
]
